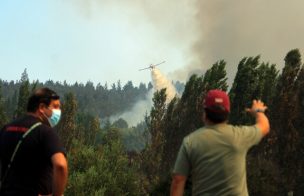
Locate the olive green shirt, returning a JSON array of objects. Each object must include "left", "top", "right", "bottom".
[{"left": 173, "top": 124, "right": 263, "bottom": 196}]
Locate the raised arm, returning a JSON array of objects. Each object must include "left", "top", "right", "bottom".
[{"left": 246, "top": 100, "right": 270, "bottom": 136}]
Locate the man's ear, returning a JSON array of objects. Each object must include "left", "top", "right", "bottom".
[{"left": 38, "top": 103, "right": 46, "bottom": 113}]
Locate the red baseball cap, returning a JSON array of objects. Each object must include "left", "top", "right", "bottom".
[{"left": 204, "top": 89, "right": 230, "bottom": 113}]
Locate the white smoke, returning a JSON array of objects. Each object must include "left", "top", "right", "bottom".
[
  {"left": 64, "top": 0, "right": 304, "bottom": 85},
  {"left": 110, "top": 68, "right": 177, "bottom": 126},
  {"left": 109, "top": 90, "right": 153, "bottom": 127},
  {"left": 151, "top": 68, "right": 177, "bottom": 103}
]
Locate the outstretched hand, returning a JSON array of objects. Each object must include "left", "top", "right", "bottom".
[{"left": 245, "top": 100, "right": 267, "bottom": 115}]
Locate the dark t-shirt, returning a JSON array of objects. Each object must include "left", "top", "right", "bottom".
[{"left": 0, "top": 114, "right": 66, "bottom": 196}]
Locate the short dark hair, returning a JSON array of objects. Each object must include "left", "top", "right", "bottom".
[
  {"left": 27, "top": 88, "right": 60, "bottom": 112},
  {"left": 204, "top": 107, "right": 229, "bottom": 124}
]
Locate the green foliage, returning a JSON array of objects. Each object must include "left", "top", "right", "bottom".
[
  {"left": 269, "top": 49, "right": 303, "bottom": 194},
  {"left": 66, "top": 139, "right": 141, "bottom": 196},
  {"left": 229, "top": 56, "right": 260, "bottom": 124},
  {"left": 202, "top": 60, "right": 228, "bottom": 91},
  {"left": 247, "top": 155, "right": 280, "bottom": 195},
  {"left": 295, "top": 67, "right": 304, "bottom": 187},
  {"left": 57, "top": 92, "right": 78, "bottom": 150},
  {"left": 119, "top": 121, "right": 147, "bottom": 152},
  {"left": 179, "top": 74, "right": 204, "bottom": 132},
  {"left": 15, "top": 69, "right": 30, "bottom": 118},
  {"left": 76, "top": 113, "right": 101, "bottom": 146},
  {"left": 0, "top": 84, "right": 8, "bottom": 128},
  {"left": 255, "top": 63, "right": 279, "bottom": 105},
  {"left": 140, "top": 89, "right": 167, "bottom": 193}
]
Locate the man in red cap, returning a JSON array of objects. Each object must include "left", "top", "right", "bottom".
[{"left": 170, "top": 89, "right": 270, "bottom": 196}]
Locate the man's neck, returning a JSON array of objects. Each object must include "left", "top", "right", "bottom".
[
  {"left": 27, "top": 112, "right": 45, "bottom": 123},
  {"left": 204, "top": 120, "right": 228, "bottom": 126}
]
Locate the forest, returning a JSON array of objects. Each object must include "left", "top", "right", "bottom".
[{"left": 0, "top": 48, "right": 303, "bottom": 195}]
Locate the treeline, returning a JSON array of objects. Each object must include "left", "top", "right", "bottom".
[
  {"left": 0, "top": 49, "right": 303, "bottom": 195},
  {"left": 0, "top": 74, "right": 152, "bottom": 121}
]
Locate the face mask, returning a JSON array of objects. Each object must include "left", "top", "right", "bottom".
[{"left": 47, "top": 109, "right": 61, "bottom": 127}]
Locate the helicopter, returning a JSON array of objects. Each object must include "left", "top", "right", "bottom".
[{"left": 139, "top": 61, "right": 165, "bottom": 71}]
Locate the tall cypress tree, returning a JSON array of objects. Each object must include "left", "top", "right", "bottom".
[
  {"left": 202, "top": 60, "right": 228, "bottom": 91},
  {"left": 0, "top": 83, "right": 8, "bottom": 128},
  {"left": 15, "top": 69, "right": 30, "bottom": 118},
  {"left": 57, "top": 92, "right": 78, "bottom": 151},
  {"left": 140, "top": 89, "right": 167, "bottom": 194},
  {"left": 294, "top": 66, "right": 304, "bottom": 194},
  {"left": 246, "top": 63, "right": 279, "bottom": 195},
  {"left": 178, "top": 74, "right": 204, "bottom": 134},
  {"left": 229, "top": 56, "right": 260, "bottom": 124},
  {"left": 271, "top": 49, "right": 302, "bottom": 194},
  {"left": 256, "top": 63, "right": 279, "bottom": 105}
]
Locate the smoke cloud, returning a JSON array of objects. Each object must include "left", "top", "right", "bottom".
[
  {"left": 68, "top": 0, "right": 304, "bottom": 85},
  {"left": 189, "top": 0, "right": 304, "bottom": 85},
  {"left": 110, "top": 90, "right": 153, "bottom": 127}
]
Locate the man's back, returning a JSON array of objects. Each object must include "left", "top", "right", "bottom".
[{"left": 174, "top": 123, "right": 262, "bottom": 196}]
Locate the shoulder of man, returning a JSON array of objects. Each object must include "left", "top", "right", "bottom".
[
  {"left": 18, "top": 114, "right": 54, "bottom": 134},
  {"left": 230, "top": 124, "right": 259, "bottom": 132},
  {"left": 182, "top": 127, "right": 208, "bottom": 147},
  {"left": 0, "top": 115, "right": 40, "bottom": 134},
  {"left": 229, "top": 124, "right": 263, "bottom": 148}
]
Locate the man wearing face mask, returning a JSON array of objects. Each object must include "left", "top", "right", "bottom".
[{"left": 0, "top": 87, "right": 68, "bottom": 196}]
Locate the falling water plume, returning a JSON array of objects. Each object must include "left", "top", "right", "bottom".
[{"left": 151, "top": 68, "right": 177, "bottom": 103}]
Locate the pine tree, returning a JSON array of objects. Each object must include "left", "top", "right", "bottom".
[
  {"left": 15, "top": 69, "right": 30, "bottom": 118},
  {"left": 57, "top": 92, "right": 78, "bottom": 151},
  {"left": 86, "top": 116, "right": 100, "bottom": 145}
]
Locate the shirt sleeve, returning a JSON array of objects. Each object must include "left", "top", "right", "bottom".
[
  {"left": 40, "top": 126, "right": 66, "bottom": 160},
  {"left": 236, "top": 125, "right": 263, "bottom": 149},
  {"left": 173, "top": 138, "right": 191, "bottom": 177}
]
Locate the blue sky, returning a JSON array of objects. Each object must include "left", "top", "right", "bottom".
[{"left": 1, "top": 0, "right": 304, "bottom": 87}]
